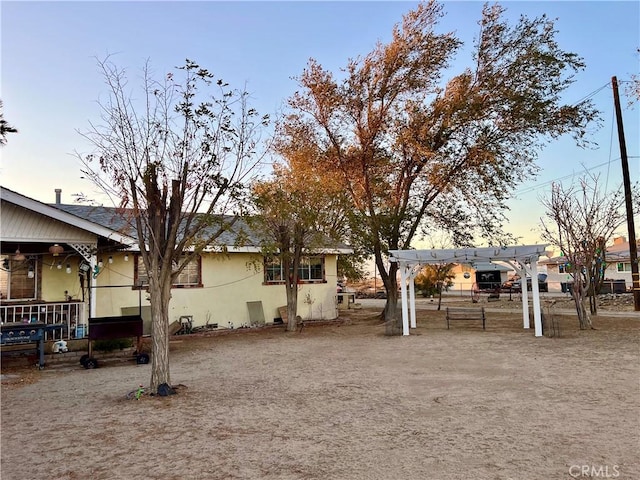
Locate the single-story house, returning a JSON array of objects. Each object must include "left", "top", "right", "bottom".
[
  {"left": 1, "top": 186, "right": 351, "bottom": 339},
  {"left": 449, "top": 262, "right": 512, "bottom": 294},
  {"left": 540, "top": 236, "right": 637, "bottom": 293}
]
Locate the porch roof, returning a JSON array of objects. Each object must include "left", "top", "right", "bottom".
[{"left": 1, "top": 186, "right": 137, "bottom": 247}]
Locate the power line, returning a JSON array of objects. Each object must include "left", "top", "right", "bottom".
[
  {"left": 514, "top": 80, "right": 638, "bottom": 197},
  {"left": 514, "top": 160, "right": 617, "bottom": 196},
  {"left": 571, "top": 82, "right": 611, "bottom": 106}
]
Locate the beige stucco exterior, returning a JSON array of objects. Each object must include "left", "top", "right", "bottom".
[
  {"left": 2, "top": 186, "right": 345, "bottom": 336},
  {"left": 92, "top": 252, "right": 340, "bottom": 329},
  {"left": 39, "top": 256, "right": 86, "bottom": 302}
]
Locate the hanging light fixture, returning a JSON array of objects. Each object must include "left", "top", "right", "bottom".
[
  {"left": 14, "top": 249, "right": 26, "bottom": 261},
  {"left": 27, "top": 265, "right": 35, "bottom": 279},
  {"left": 98, "top": 259, "right": 104, "bottom": 268},
  {"left": 49, "top": 244, "right": 64, "bottom": 256},
  {"left": 66, "top": 264, "right": 71, "bottom": 274},
  {"left": 57, "top": 261, "right": 62, "bottom": 269},
  {"left": 108, "top": 256, "right": 113, "bottom": 264},
  {"left": 124, "top": 253, "right": 129, "bottom": 262}
]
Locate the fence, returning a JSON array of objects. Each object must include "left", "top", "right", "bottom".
[{"left": 0, "top": 301, "right": 86, "bottom": 340}]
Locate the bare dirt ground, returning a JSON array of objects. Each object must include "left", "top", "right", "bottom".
[{"left": 2, "top": 303, "right": 639, "bottom": 480}]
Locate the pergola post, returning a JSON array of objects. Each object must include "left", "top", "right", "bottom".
[
  {"left": 521, "top": 263, "right": 531, "bottom": 329},
  {"left": 389, "top": 244, "right": 549, "bottom": 338},
  {"left": 530, "top": 261, "right": 543, "bottom": 337},
  {"left": 409, "top": 265, "right": 419, "bottom": 329},
  {"left": 400, "top": 263, "right": 410, "bottom": 336}
]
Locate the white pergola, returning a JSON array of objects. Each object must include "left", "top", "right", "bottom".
[{"left": 389, "top": 245, "right": 550, "bottom": 337}]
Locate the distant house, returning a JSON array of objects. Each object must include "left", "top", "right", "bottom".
[
  {"left": 450, "top": 262, "right": 512, "bottom": 294},
  {"left": 0, "top": 186, "right": 351, "bottom": 338},
  {"left": 605, "top": 236, "right": 638, "bottom": 291},
  {"left": 540, "top": 236, "right": 637, "bottom": 293}
]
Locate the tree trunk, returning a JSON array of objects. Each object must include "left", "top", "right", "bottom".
[
  {"left": 383, "top": 261, "right": 402, "bottom": 336},
  {"left": 437, "top": 283, "right": 443, "bottom": 311},
  {"left": 149, "top": 278, "right": 172, "bottom": 392},
  {"left": 286, "top": 281, "right": 298, "bottom": 332},
  {"left": 571, "top": 277, "right": 593, "bottom": 330}
]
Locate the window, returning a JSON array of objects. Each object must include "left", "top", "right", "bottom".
[
  {"left": 265, "top": 258, "right": 285, "bottom": 283},
  {"left": 558, "top": 264, "right": 566, "bottom": 273},
  {"left": 299, "top": 257, "right": 324, "bottom": 281},
  {"left": 264, "top": 256, "right": 325, "bottom": 284},
  {"left": 616, "top": 262, "right": 631, "bottom": 272},
  {"left": 135, "top": 254, "right": 202, "bottom": 288},
  {"left": 0, "top": 256, "right": 37, "bottom": 300}
]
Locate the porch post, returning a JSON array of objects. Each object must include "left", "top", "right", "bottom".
[{"left": 89, "top": 255, "right": 97, "bottom": 318}]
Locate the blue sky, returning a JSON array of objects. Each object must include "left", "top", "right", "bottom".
[{"left": 1, "top": 1, "right": 639, "bottom": 246}]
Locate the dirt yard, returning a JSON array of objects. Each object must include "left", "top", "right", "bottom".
[{"left": 2, "top": 306, "right": 639, "bottom": 480}]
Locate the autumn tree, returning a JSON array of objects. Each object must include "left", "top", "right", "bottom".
[
  {"left": 250, "top": 127, "right": 352, "bottom": 331},
  {"left": 0, "top": 100, "right": 18, "bottom": 145},
  {"left": 270, "top": 117, "right": 367, "bottom": 288},
  {"left": 414, "top": 263, "right": 455, "bottom": 310},
  {"left": 539, "top": 174, "right": 637, "bottom": 327},
  {"left": 280, "top": 1, "right": 598, "bottom": 334},
  {"left": 79, "top": 58, "right": 269, "bottom": 392}
]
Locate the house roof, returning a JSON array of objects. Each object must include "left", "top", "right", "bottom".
[
  {"left": 1, "top": 186, "right": 352, "bottom": 254},
  {"left": 540, "top": 238, "right": 638, "bottom": 265},
  {"left": 50, "top": 203, "right": 352, "bottom": 254},
  {"left": 1, "top": 186, "right": 137, "bottom": 247}
]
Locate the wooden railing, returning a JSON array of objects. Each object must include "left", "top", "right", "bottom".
[{"left": 0, "top": 301, "right": 86, "bottom": 340}]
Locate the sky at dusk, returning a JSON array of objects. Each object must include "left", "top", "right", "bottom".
[{"left": 1, "top": 1, "right": 639, "bottom": 247}]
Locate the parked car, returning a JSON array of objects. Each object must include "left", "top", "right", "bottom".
[{"left": 503, "top": 274, "right": 548, "bottom": 292}]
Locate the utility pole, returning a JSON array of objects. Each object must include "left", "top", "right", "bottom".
[{"left": 611, "top": 76, "right": 640, "bottom": 311}]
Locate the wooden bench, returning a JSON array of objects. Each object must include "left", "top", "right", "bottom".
[{"left": 446, "top": 307, "right": 486, "bottom": 330}]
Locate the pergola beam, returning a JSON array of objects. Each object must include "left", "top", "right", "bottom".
[{"left": 389, "top": 244, "right": 549, "bottom": 337}]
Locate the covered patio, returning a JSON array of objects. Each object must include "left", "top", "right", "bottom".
[{"left": 389, "top": 245, "right": 550, "bottom": 336}]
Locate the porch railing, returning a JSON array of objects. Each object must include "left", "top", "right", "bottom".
[{"left": 0, "top": 302, "right": 86, "bottom": 341}]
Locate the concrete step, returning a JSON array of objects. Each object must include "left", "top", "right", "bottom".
[{"left": 1, "top": 347, "right": 141, "bottom": 370}]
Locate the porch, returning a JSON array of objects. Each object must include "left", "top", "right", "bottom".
[{"left": 0, "top": 301, "right": 86, "bottom": 340}]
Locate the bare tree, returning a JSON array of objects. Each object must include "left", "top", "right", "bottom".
[
  {"left": 624, "top": 48, "right": 640, "bottom": 105},
  {"left": 539, "top": 173, "right": 637, "bottom": 327},
  {"left": 78, "top": 58, "right": 269, "bottom": 393}
]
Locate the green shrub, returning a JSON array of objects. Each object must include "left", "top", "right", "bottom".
[{"left": 93, "top": 338, "right": 133, "bottom": 352}]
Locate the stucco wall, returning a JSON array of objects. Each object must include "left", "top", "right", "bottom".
[
  {"left": 91, "top": 252, "right": 340, "bottom": 328},
  {"left": 40, "top": 256, "right": 84, "bottom": 302}
]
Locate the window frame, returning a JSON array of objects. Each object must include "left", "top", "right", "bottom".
[
  {"left": 0, "top": 256, "right": 38, "bottom": 301},
  {"left": 264, "top": 255, "right": 326, "bottom": 285},
  {"left": 133, "top": 254, "right": 203, "bottom": 289},
  {"left": 616, "top": 262, "right": 631, "bottom": 273}
]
